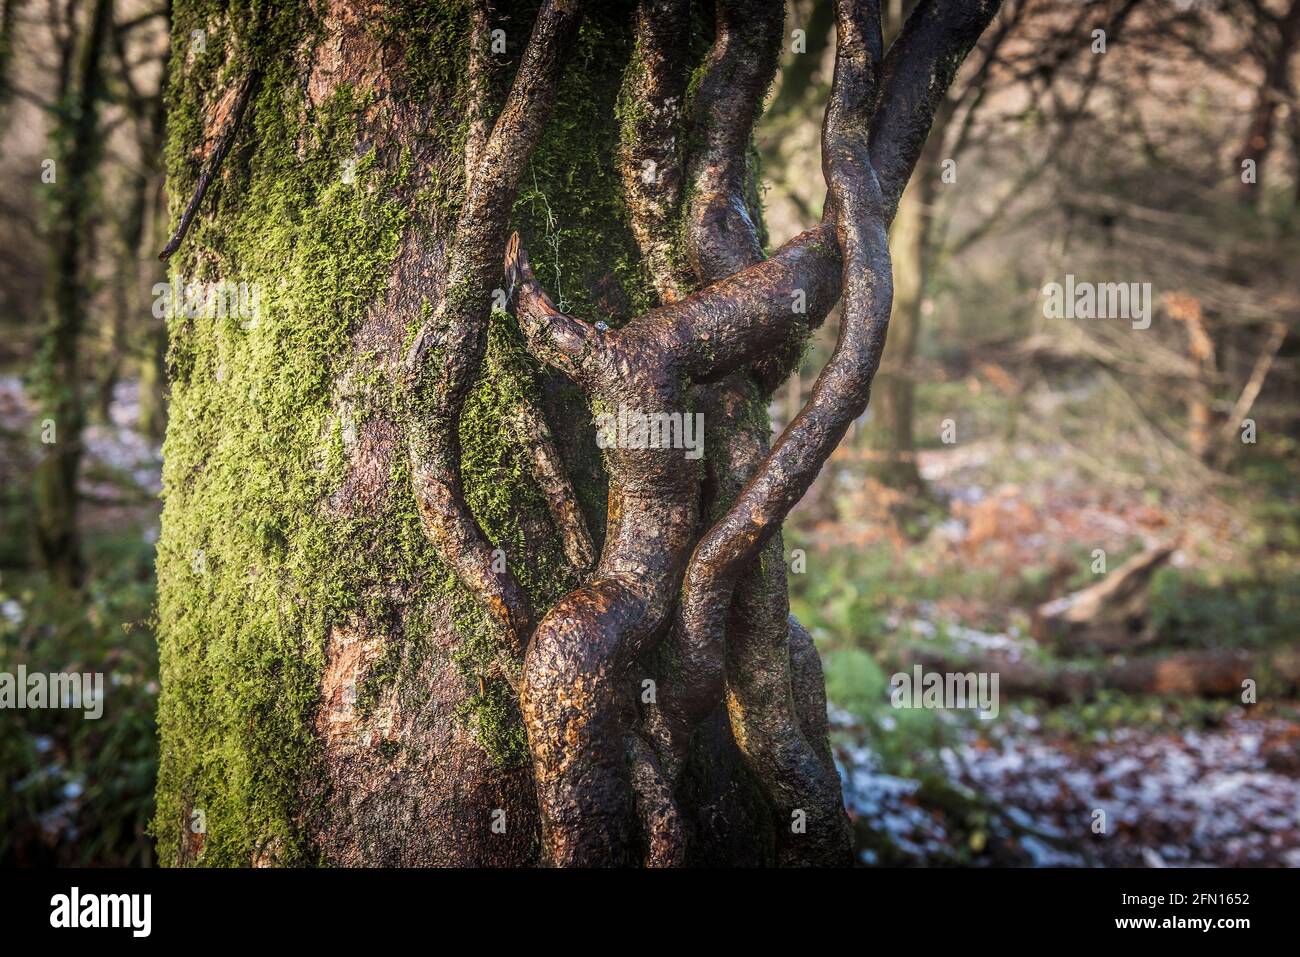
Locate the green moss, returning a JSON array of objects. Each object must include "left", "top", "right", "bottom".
[
  {"left": 154, "top": 0, "right": 729, "bottom": 862},
  {"left": 461, "top": 317, "right": 572, "bottom": 603},
  {"left": 155, "top": 1, "right": 414, "bottom": 865},
  {"left": 372, "top": 1, "right": 471, "bottom": 99},
  {"left": 456, "top": 679, "right": 530, "bottom": 767},
  {"left": 512, "top": 4, "right": 653, "bottom": 324}
]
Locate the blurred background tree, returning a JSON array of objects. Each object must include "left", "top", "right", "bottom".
[{"left": 1, "top": 0, "right": 167, "bottom": 864}]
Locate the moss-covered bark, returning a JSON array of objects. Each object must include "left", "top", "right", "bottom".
[{"left": 154, "top": 0, "right": 770, "bottom": 866}]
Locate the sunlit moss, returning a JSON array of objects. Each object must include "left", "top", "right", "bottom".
[
  {"left": 155, "top": 0, "right": 414, "bottom": 865},
  {"left": 154, "top": 0, "right": 664, "bottom": 864}
]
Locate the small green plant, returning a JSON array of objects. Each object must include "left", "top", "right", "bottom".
[{"left": 0, "top": 519, "right": 158, "bottom": 866}]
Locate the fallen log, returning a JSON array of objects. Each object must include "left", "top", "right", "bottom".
[
  {"left": 901, "top": 646, "right": 1300, "bottom": 706},
  {"left": 1032, "top": 543, "right": 1175, "bottom": 653}
]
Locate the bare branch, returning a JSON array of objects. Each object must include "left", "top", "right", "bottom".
[
  {"left": 1219, "top": 322, "right": 1287, "bottom": 446},
  {"left": 618, "top": 0, "right": 692, "bottom": 303},
  {"left": 115, "top": 5, "right": 167, "bottom": 34},
  {"left": 504, "top": 231, "right": 597, "bottom": 381},
  {"left": 683, "top": 0, "right": 783, "bottom": 281},
  {"left": 620, "top": 225, "right": 843, "bottom": 383},
  {"left": 674, "top": 0, "right": 1004, "bottom": 697},
  {"left": 591, "top": 4, "right": 998, "bottom": 387},
  {"left": 869, "top": 0, "right": 1002, "bottom": 217},
  {"left": 508, "top": 396, "right": 596, "bottom": 574}
]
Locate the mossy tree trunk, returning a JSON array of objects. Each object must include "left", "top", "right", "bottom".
[
  {"left": 154, "top": 0, "right": 775, "bottom": 867},
  {"left": 154, "top": 0, "right": 997, "bottom": 867}
]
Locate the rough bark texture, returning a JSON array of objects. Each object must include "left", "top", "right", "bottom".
[{"left": 154, "top": 0, "right": 1000, "bottom": 867}]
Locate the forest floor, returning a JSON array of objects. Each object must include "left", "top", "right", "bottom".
[
  {"left": 834, "top": 675, "right": 1300, "bottom": 867},
  {"left": 791, "top": 420, "right": 1300, "bottom": 867},
  {"left": 1, "top": 375, "right": 161, "bottom": 866}
]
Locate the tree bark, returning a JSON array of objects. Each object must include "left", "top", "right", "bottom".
[
  {"left": 1234, "top": 0, "right": 1300, "bottom": 203},
  {"left": 153, "top": 0, "right": 999, "bottom": 867},
  {"left": 155, "top": 0, "right": 766, "bottom": 868}
]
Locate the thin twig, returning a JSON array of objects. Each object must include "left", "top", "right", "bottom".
[{"left": 158, "top": 70, "right": 258, "bottom": 262}]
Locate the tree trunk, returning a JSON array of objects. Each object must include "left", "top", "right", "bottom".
[
  {"left": 154, "top": 0, "right": 779, "bottom": 868},
  {"left": 862, "top": 141, "right": 934, "bottom": 494},
  {"left": 1234, "top": 0, "right": 1300, "bottom": 203},
  {"left": 905, "top": 646, "right": 1300, "bottom": 704},
  {"left": 153, "top": 0, "right": 998, "bottom": 867},
  {"left": 32, "top": 0, "right": 112, "bottom": 587}
]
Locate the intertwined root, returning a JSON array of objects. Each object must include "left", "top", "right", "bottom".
[{"left": 406, "top": 0, "right": 1002, "bottom": 866}]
